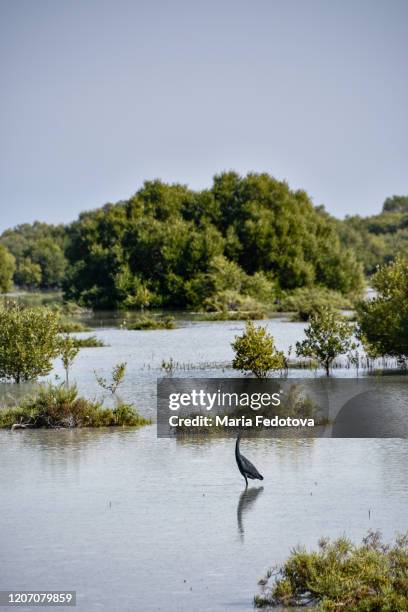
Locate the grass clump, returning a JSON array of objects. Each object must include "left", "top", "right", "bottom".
[
  {"left": 57, "top": 316, "right": 90, "bottom": 333},
  {"left": 203, "top": 290, "right": 266, "bottom": 317},
  {"left": 279, "top": 287, "right": 353, "bottom": 321},
  {"left": 71, "top": 335, "right": 105, "bottom": 348},
  {"left": 201, "top": 309, "right": 265, "bottom": 321},
  {"left": 126, "top": 315, "right": 176, "bottom": 330},
  {"left": 0, "top": 384, "right": 150, "bottom": 429},
  {"left": 254, "top": 530, "right": 408, "bottom": 610}
]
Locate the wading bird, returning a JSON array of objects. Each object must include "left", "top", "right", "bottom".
[{"left": 235, "top": 432, "right": 263, "bottom": 487}]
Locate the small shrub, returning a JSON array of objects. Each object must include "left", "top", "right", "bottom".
[
  {"left": 255, "top": 531, "right": 408, "bottom": 609},
  {"left": 279, "top": 287, "right": 353, "bottom": 321},
  {"left": 203, "top": 310, "right": 265, "bottom": 321},
  {"left": 58, "top": 334, "right": 79, "bottom": 386},
  {"left": 72, "top": 335, "right": 105, "bottom": 348},
  {"left": 232, "top": 321, "right": 286, "bottom": 379},
  {"left": 95, "top": 362, "right": 127, "bottom": 398},
  {"left": 57, "top": 316, "right": 90, "bottom": 333},
  {"left": 126, "top": 315, "right": 175, "bottom": 330},
  {"left": 0, "top": 384, "right": 150, "bottom": 428},
  {"left": 296, "top": 307, "right": 356, "bottom": 376},
  {"left": 204, "top": 290, "right": 264, "bottom": 314},
  {"left": 241, "top": 271, "right": 275, "bottom": 303},
  {"left": 0, "top": 301, "right": 60, "bottom": 383},
  {"left": 161, "top": 357, "right": 175, "bottom": 374}
]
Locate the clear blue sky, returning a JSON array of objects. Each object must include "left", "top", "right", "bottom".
[{"left": 0, "top": 0, "right": 407, "bottom": 232}]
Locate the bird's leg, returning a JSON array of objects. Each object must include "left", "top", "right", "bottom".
[{"left": 244, "top": 475, "right": 248, "bottom": 488}]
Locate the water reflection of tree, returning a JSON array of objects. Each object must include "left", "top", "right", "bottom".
[{"left": 237, "top": 486, "right": 263, "bottom": 542}]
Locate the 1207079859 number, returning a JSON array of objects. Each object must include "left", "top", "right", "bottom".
[{"left": 0, "top": 591, "right": 76, "bottom": 607}]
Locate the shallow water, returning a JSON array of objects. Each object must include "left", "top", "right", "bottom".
[
  {"left": 0, "top": 318, "right": 407, "bottom": 611},
  {"left": 1, "top": 429, "right": 407, "bottom": 611}
]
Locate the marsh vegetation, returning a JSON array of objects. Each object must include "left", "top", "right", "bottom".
[
  {"left": 0, "top": 383, "right": 150, "bottom": 429},
  {"left": 255, "top": 531, "right": 408, "bottom": 609}
]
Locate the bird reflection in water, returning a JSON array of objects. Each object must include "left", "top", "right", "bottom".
[{"left": 237, "top": 486, "right": 264, "bottom": 541}]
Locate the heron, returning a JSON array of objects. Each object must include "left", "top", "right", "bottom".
[{"left": 235, "top": 432, "right": 263, "bottom": 487}]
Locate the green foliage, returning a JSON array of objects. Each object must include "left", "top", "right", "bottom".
[
  {"left": 7, "top": 290, "right": 63, "bottom": 309},
  {"left": 202, "top": 309, "right": 265, "bottom": 321},
  {"left": 279, "top": 287, "right": 353, "bottom": 321},
  {"left": 383, "top": 195, "right": 408, "bottom": 214},
  {"left": 232, "top": 321, "right": 286, "bottom": 379},
  {"left": 0, "top": 244, "right": 16, "bottom": 293},
  {"left": 296, "top": 307, "right": 356, "bottom": 375},
  {"left": 242, "top": 271, "right": 275, "bottom": 303},
  {"left": 126, "top": 315, "right": 176, "bottom": 330},
  {"left": 39, "top": 302, "right": 91, "bottom": 333},
  {"left": 339, "top": 194, "right": 408, "bottom": 275},
  {"left": 0, "top": 222, "right": 67, "bottom": 289},
  {"left": 255, "top": 531, "right": 408, "bottom": 610},
  {"left": 71, "top": 335, "right": 105, "bottom": 348},
  {"left": 94, "top": 362, "right": 127, "bottom": 398},
  {"left": 203, "top": 290, "right": 264, "bottom": 314},
  {"left": 6, "top": 185, "right": 408, "bottom": 304},
  {"left": 14, "top": 257, "right": 42, "bottom": 287},
  {"left": 0, "top": 383, "right": 150, "bottom": 428},
  {"left": 357, "top": 256, "right": 408, "bottom": 362},
  {"left": 161, "top": 357, "right": 175, "bottom": 374},
  {"left": 57, "top": 316, "right": 90, "bottom": 333},
  {"left": 205, "top": 255, "right": 246, "bottom": 294},
  {"left": 62, "top": 174, "right": 364, "bottom": 309},
  {"left": 0, "top": 302, "right": 60, "bottom": 383},
  {"left": 29, "top": 238, "right": 67, "bottom": 287},
  {"left": 58, "top": 334, "right": 79, "bottom": 386}
]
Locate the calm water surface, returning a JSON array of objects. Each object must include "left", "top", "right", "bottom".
[
  {"left": 1, "top": 318, "right": 407, "bottom": 611},
  {"left": 1, "top": 430, "right": 407, "bottom": 611}
]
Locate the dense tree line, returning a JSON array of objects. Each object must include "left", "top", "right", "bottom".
[
  {"left": 0, "top": 244, "right": 16, "bottom": 293},
  {"left": 338, "top": 195, "right": 408, "bottom": 275},
  {"left": 357, "top": 256, "right": 408, "bottom": 363},
  {"left": 1, "top": 174, "right": 407, "bottom": 308},
  {"left": 61, "top": 173, "right": 363, "bottom": 308},
  {"left": 0, "top": 222, "right": 67, "bottom": 289}
]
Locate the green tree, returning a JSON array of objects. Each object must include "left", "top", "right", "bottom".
[
  {"left": 338, "top": 194, "right": 408, "bottom": 275},
  {"left": 0, "top": 221, "right": 67, "bottom": 289},
  {"left": 296, "top": 307, "right": 356, "bottom": 375},
  {"left": 0, "top": 245, "right": 15, "bottom": 293},
  {"left": 0, "top": 302, "right": 60, "bottom": 383},
  {"left": 63, "top": 173, "right": 364, "bottom": 309},
  {"left": 14, "top": 257, "right": 42, "bottom": 287},
  {"left": 383, "top": 195, "right": 408, "bottom": 213},
  {"left": 30, "top": 238, "right": 66, "bottom": 287},
  {"left": 58, "top": 334, "right": 80, "bottom": 386},
  {"left": 232, "top": 321, "right": 285, "bottom": 378},
  {"left": 95, "top": 362, "right": 127, "bottom": 405},
  {"left": 357, "top": 256, "right": 408, "bottom": 362}
]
